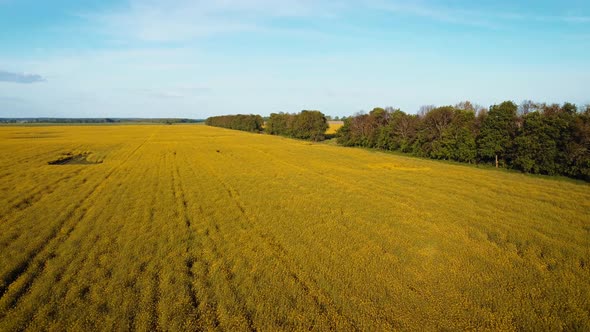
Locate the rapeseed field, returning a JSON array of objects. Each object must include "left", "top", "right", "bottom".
[
  {"left": 326, "top": 121, "right": 343, "bottom": 135},
  {"left": 0, "top": 125, "right": 588, "bottom": 331}
]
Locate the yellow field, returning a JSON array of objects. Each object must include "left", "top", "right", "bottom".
[
  {"left": 327, "top": 121, "right": 343, "bottom": 135},
  {"left": 0, "top": 125, "right": 589, "bottom": 331}
]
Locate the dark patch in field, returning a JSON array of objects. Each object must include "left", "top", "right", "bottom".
[{"left": 48, "top": 152, "right": 102, "bottom": 165}]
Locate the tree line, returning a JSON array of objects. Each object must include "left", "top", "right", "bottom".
[
  {"left": 337, "top": 101, "right": 590, "bottom": 181},
  {"left": 265, "top": 111, "right": 328, "bottom": 141},
  {"left": 206, "top": 111, "right": 329, "bottom": 141},
  {"left": 205, "top": 114, "right": 264, "bottom": 132}
]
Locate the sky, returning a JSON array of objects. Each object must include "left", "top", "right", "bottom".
[{"left": 0, "top": 0, "right": 589, "bottom": 118}]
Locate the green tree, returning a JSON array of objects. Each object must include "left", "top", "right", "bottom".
[
  {"left": 445, "top": 109, "right": 477, "bottom": 163},
  {"left": 336, "top": 112, "right": 370, "bottom": 146},
  {"left": 366, "top": 108, "right": 389, "bottom": 148},
  {"left": 512, "top": 112, "right": 558, "bottom": 174},
  {"left": 567, "top": 106, "right": 590, "bottom": 180},
  {"left": 205, "top": 114, "right": 263, "bottom": 132},
  {"left": 378, "top": 110, "right": 419, "bottom": 152},
  {"left": 292, "top": 110, "right": 329, "bottom": 141},
  {"left": 414, "top": 106, "right": 455, "bottom": 159},
  {"left": 266, "top": 113, "right": 293, "bottom": 136},
  {"left": 477, "top": 101, "right": 518, "bottom": 167},
  {"left": 336, "top": 117, "right": 354, "bottom": 146}
]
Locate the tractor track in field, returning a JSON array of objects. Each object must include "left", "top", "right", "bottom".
[
  {"left": 176, "top": 149, "right": 252, "bottom": 331},
  {"left": 189, "top": 147, "right": 359, "bottom": 331},
  {"left": 171, "top": 152, "right": 202, "bottom": 319},
  {"left": 219, "top": 144, "right": 434, "bottom": 330},
  {"left": 150, "top": 271, "right": 161, "bottom": 332},
  {"left": 193, "top": 218, "right": 256, "bottom": 331},
  {"left": 172, "top": 153, "right": 193, "bottom": 229},
  {"left": 192, "top": 253, "right": 222, "bottom": 330},
  {"left": 0, "top": 184, "right": 97, "bottom": 308},
  {"left": 0, "top": 131, "right": 159, "bottom": 314},
  {"left": 2, "top": 153, "right": 150, "bottom": 331},
  {"left": 17, "top": 230, "right": 106, "bottom": 331},
  {"left": 129, "top": 155, "right": 163, "bottom": 332}
]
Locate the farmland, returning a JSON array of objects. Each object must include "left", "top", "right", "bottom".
[
  {"left": 0, "top": 124, "right": 589, "bottom": 331},
  {"left": 326, "top": 121, "right": 343, "bottom": 135}
]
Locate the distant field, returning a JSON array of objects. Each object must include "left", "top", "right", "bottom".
[
  {"left": 0, "top": 125, "right": 589, "bottom": 330},
  {"left": 327, "top": 121, "right": 343, "bottom": 134}
]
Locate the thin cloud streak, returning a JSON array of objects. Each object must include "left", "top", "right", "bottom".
[
  {"left": 0, "top": 70, "right": 46, "bottom": 84},
  {"left": 370, "top": 1, "right": 499, "bottom": 28},
  {"left": 370, "top": 0, "right": 590, "bottom": 28},
  {"left": 84, "top": 0, "right": 590, "bottom": 44},
  {"left": 81, "top": 0, "right": 346, "bottom": 42}
]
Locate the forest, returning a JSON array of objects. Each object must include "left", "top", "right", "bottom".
[
  {"left": 337, "top": 101, "right": 590, "bottom": 181},
  {"left": 205, "top": 114, "right": 264, "bottom": 132},
  {"left": 207, "top": 111, "right": 329, "bottom": 141},
  {"left": 265, "top": 111, "right": 328, "bottom": 141}
]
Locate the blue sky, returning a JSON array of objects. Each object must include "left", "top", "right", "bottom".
[{"left": 0, "top": 0, "right": 589, "bottom": 118}]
